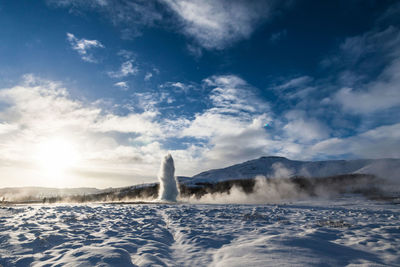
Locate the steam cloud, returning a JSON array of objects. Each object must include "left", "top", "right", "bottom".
[
  {"left": 184, "top": 162, "right": 393, "bottom": 204},
  {"left": 158, "top": 153, "right": 179, "bottom": 202},
  {"left": 186, "top": 176, "right": 306, "bottom": 204},
  {"left": 185, "top": 164, "right": 305, "bottom": 204}
]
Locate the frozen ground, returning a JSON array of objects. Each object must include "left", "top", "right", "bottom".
[{"left": 0, "top": 196, "right": 399, "bottom": 266}]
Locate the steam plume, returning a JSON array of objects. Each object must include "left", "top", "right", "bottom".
[{"left": 158, "top": 153, "right": 179, "bottom": 202}]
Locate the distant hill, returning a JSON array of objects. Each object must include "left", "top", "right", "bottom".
[
  {"left": 0, "top": 187, "right": 101, "bottom": 202},
  {"left": 184, "top": 156, "right": 400, "bottom": 184}
]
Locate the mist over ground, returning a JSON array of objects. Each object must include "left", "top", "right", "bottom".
[
  {"left": 0, "top": 174, "right": 391, "bottom": 205},
  {"left": 1, "top": 156, "right": 399, "bottom": 204}
]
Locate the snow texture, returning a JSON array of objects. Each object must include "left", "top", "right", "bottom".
[
  {"left": 0, "top": 196, "right": 399, "bottom": 266},
  {"left": 158, "top": 154, "right": 179, "bottom": 202}
]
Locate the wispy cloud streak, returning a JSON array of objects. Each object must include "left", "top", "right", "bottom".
[{"left": 66, "top": 33, "right": 104, "bottom": 63}]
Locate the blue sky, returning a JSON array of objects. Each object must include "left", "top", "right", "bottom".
[{"left": 0, "top": 0, "right": 399, "bottom": 188}]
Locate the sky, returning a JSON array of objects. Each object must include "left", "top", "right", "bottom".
[{"left": 0, "top": 0, "right": 400, "bottom": 188}]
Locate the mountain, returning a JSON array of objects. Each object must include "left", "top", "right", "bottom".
[{"left": 184, "top": 156, "right": 400, "bottom": 184}]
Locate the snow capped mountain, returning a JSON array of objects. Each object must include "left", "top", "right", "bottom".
[
  {"left": 354, "top": 158, "right": 400, "bottom": 180},
  {"left": 186, "top": 156, "right": 400, "bottom": 184}
]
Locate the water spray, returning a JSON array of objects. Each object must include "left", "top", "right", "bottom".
[{"left": 158, "top": 153, "right": 179, "bottom": 202}]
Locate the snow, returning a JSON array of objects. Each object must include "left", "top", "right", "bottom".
[{"left": 0, "top": 197, "right": 399, "bottom": 266}]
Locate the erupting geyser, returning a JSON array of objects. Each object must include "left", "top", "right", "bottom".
[{"left": 158, "top": 153, "right": 179, "bottom": 202}]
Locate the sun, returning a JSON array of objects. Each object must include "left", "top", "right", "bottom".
[{"left": 34, "top": 137, "right": 80, "bottom": 180}]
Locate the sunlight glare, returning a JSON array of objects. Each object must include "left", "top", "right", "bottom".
[{"left": 35, "top": 137, "right": 80, "bottom": 178}]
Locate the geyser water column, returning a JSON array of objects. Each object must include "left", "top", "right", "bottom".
[{"left": 158, "top": 153, "right": 179, "bottom": 202}]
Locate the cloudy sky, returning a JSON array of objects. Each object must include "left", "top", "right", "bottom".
[{"left": 1, "top": 0, "right": 399, "bottom": 188}]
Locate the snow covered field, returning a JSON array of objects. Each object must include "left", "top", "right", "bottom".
[{"left": 0, "top": 197, "right": 399, "bottom": 266}]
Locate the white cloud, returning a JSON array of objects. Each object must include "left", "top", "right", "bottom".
[
  {"left": 330, "top": 26, "right": 400, "bottom": 113},
  {"left": 108, "top": 60, "right": 138, "bottom": 78},
  {"left": 49, "top": 1, "right": 163, "bottom": 39},
  {"left": 0, "top": 123, "right": 18, "bottom": 135},
  {"left": 160, "top": 81, "right": 195, "bottom": 94},
  {"left": 113, "top": 81, "right": 129, "bottom": 90},
  {"left": 275, "top": 76, "right": 313, "bottom": 90},
  {"left": 171, "top": 81, "right": 185, "bottom": 89},
  {"left": 272, "top": 76, "right": 317, "bottom": 100},
  {"left": 170, "top": 82, "right": 189, "bottom": 92},
  {"left": 178, "top": 75, "right": 275, "bottom": 168},
  {"left": 129, "top": 92, "right": 171, "bottom": 112},
  {"left": 311, "top": 123, "right": 400, "bottom": 159},
  {"left": 93, "top": 111, "right": 161, "bottom": 136},
  {"left": 0, "top": 76, "right": 161, "bottom": 138},
  {"left": 186, "top": 43, "right": 203, "bottom": 57},
  {"left": 52, "top": 0, "right": 285, "bottom": 51},
  {"left": 173, "top": 75, "right": 347, "bottom": 168},
  {"left": 153, "top": 67, "right": 160, "bottom": 74},
  {"left": 335, "top": 57, "right": 400, "bottom": 113},
  {"left": 0, "top": 75, "right": 98, "bottom": 135},
  {"left": 2, "top": 73, "right": 399, "bottom": 188},
  {"left": 282, "top": 110, "right": 329, "bottom": 142},
  {"left": 162, "top": 0, "right": 274, "bottom": 50},
  {"left": 144, "top": 72, "right": 153, "bottom": 81},
  {"left": 0, "top": 75, "right": 167, "bottom": 187},
  {"left": 204, "top": 75, "right": 269, "bottom": 114},
  {"left": 117, "top": 49, "right": 134, "bottom": 60},
  {"left": 168, "top": 75, "right": 331, "bottom": 169},
  {"left": 269, "top": 29, "right": 287, "bottom": 43},
  {"left": 66, "top": 32, "right": 104, "bottom": 63}
]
